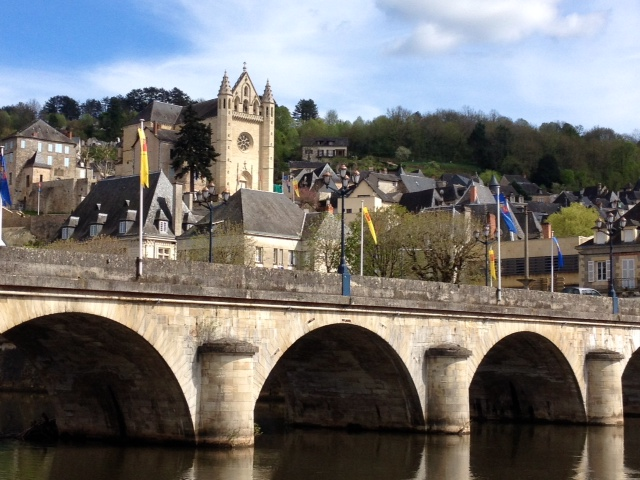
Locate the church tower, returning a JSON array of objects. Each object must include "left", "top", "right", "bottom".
[
  {"left": 259, "top": 80, "right": 275, "bottom": 193},
  {"left": 215, "top": 71, "right": 233, "bottom": 194}
]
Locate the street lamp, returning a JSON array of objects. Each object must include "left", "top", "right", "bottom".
[
  {"left": 323, "top": 165, "right": 360, "bottom": 296},
  {"left": 595, "top": 212, "right": 626, "bottom": 313},
  {"left": 195, "top": 181, "right": 230, "bottom": 263},
  {"left": 474, "top": 224, "right": 492, "bottom": 287},
  {"left": 489, "top": 175, "right": 502, "bottom": 301}
]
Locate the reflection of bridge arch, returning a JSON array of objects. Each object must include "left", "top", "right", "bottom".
[
  {"left": 255, "top": 324, "right": 424, "bottom": 432},
  {"left": 470, "top": 331, "right": 585, "bottom": 423},
  {"left": 0, "top": 304, "right": 195, "bottom": 444}
]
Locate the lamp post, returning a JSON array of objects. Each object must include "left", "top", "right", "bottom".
[
  {"left": 195, "top": 181, "right": 230, "bottom": 263},
  {"left": 489, "top": 175, "right": 502, "bottom": 301},
  {"left": 474, "top": 224, "right": 492, "bottom": 287},
  {"left": 323, "top": 165, "right": 360, "bottom": 296},
  {"left": 596, "top": 212, "right": 626, "bottom": 313}
]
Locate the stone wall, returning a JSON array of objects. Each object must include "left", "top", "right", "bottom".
[{"left": 0, "top": 246, "right": 634, "bottom": 319}]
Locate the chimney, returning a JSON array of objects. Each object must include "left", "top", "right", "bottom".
[
  {"left": 469, "top": 185, "right": 478, "bottom": 203},
  {"left": 173, "top": 182, "right": 183, "bottom": 237},
  {"left": 542, "top": 222, "right": 552, "bottom": 239}
]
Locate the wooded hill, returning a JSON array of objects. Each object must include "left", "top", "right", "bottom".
[{"left": 2, "top": 92, "right": 639, "bottom": 193}]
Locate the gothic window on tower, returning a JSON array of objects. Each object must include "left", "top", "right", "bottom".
[{"left": 237, "top": 133, "right": 252, "bottom": 152}]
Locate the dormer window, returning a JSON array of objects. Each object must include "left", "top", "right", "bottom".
[
  {"left": 119, "top": 221, "right": 128, "bottom": 234},
  {"left": 89, "top": 224, "right": 102, "bottom": 237},
  {"left": 61, "top": 227, "right": 72, "bottom": 240},
  {"left": 158, "top": 220, "right": 168, "bottom": 234}
]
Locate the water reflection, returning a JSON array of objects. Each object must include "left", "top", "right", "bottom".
[{"left": 2, "top": 423, "right": 640, "bottom": 479}]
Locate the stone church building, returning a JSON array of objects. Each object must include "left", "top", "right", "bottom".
[{"left": 118, "top": 65, "right": 275, "bottom": 196}]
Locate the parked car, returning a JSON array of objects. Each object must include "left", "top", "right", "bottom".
[{"left": 561, "top": 287, "right": 602, "bottom": 296}]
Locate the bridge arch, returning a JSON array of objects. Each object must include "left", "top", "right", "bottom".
[
  {"left": 469, "top": 331, "right": 586, "bottom": 423},
  {"left": 0, "top": 305, "right": 195, "bottom": 443},
  {"left": 621, "top": 346, "right": 640, "bottom": 416},
  {"left": 254, "top": 323, "right": 424, "bottom": 432}
]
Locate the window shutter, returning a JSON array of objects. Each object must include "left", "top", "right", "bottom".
[
  {"left": 606, "top": 260, "right": 611, "bottom": 280},
  {"left": 588, "top": 261, "right": 594, "bottom": 283}
]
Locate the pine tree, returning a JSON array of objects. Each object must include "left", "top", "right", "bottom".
[{"left": 171, "top": 104, "right": 219, "bottom": 192}]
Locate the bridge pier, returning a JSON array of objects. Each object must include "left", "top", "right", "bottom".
[
  {"left": 585, "top": 349, "right": 624, "bottom": 425},
  {"left": 196, "top": 340, "right": 259, "bottom": 447},
  {"left": 425, "top": 344, "right": 472, "bottom": 434}
]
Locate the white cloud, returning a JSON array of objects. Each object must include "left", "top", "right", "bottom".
[{"left": 377, "top": 0, "right": 607, "bottom": 54}]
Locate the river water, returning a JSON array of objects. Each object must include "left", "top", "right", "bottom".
[{"left": 1, "top": 420, "right": 639, "bottom": 480}]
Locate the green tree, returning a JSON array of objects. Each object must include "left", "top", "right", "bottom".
[
  {"left": 293, "top": 99, "right": 319, "bottom": 122},
  {"left": 468, "top": 122, "right": 494, "bottom": 170},
  {"left": 346, "top": 205, "right": 410, "bottom": 278},
  {"left": 395, "top": 146, "right": 411, "bottom": 163},
  {"left": 274, "top": 105, "right": 299, "bottom": 179},
  {"left": 171, "top": 104, "right": 219, "bottom": 192},
  {"left": 547, "top": 203, "right": 600, "bottom": 237},
  {"left": 531, "top": 154, "right": 562, "bottom": 189},
  {"left": 41, "top": 95, "right": 81, "bottom": 120}
]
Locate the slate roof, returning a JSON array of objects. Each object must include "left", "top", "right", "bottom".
[
  {"left": 24, "top": 152, "right": 52, "bottom": 169},
  {"left": 59, "top": 171, "right": 191, "bottom": 241},
  {"left": 201, "top": 189, "right": 307, "bottom": 239},
  {"left": 300, "top": 137, "right": 349, "bottom": 147},
  {"left": 131, "top": 101, "right": 183, "bottom": 126},
  {"left": 399, "top": 170, "right": 436, "bottom": 193},
  {"left": 289, "top": 161, "right": 327, "bottom": 170},
  {"left": 10, "top": 119, "right": 75, "bottom": 144},
  {"left": 399, "top": 189, "right": 442, "bottom": 212}
]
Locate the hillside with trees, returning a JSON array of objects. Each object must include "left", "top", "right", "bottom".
[{"left": 3, "top": 91, "right": 639, "bottom": 193}]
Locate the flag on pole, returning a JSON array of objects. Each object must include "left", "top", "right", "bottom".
[
  {"left": 0, "top": 148, "right": 11, "bottom": 207},
  {"left": 293, "top": 179, "right": 300, "bottom": 197},
  {"left": 489, "top": 248, "right": 497, "bottom": 280},
  {"left": 138, "top": 128, "right": 149, "bottom": 188},
  {"left": 363, "top": 206, "right": 378, "bottom": 245},
  {"left": 553, "top": 236, "right": 564, "bottom": 269},
  {"left": 495, "top": 194, "right": 517, "bottom": 233}
]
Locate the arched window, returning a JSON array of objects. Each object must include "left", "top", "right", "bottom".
[
  {"left": 244, "top": 85, "right": 249, "bottom": 97},
  {"left": 253, "top": 101, "right": 259, "bottom": 115},
  {"left": 234, "top": 97, "right": 240, "bottom": 111},
  {"left": 243, "top": 100, "right": 249, "bottom": 113}
]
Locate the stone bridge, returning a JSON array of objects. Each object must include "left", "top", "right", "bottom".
[{"left": 0, "top": 248, "right": 639, "bottom": 447}]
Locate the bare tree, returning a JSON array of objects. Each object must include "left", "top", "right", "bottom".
[
  {"left": 404, "top": 209, "right": 484, "bottom": 284},
  {"left": 178, "top": 221, "right": 253, "bottom": 265}
]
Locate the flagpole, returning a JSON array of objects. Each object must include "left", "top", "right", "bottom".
[
  {"left": 0, "top": 146, "right": 4, "bottom": 247},
  {"left": 137, "top": 120, "right": 144, "bottom": 277},
  {"left": 360, "top": 200, "right": 364, "bottom": 276},
  {"left": 550, "top": 230, "right": 554, "bottom": 292}
]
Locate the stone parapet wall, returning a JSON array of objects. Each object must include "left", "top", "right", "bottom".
[{"left": 0, "top": 247, "right": 637, "bottom": 321}]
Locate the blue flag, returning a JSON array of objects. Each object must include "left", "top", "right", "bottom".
[
  {"left": 495, "top": 194, "right": 517, "bottom": 233},
  {"left": 553, "top": 236, "right": 564, "bottom": 269},
  {"left": 0, "top": 151, "right": 11, "bottom": 207}
]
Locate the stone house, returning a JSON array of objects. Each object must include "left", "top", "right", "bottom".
[
  {"left": 179, "top": 188, "right": 307, "bottom": 268},
  {"left": 1, "top": 119, "right": 85, "bottom": 212},
  {"left": 118, "top": 65, "right": 275, "bottom": 196},
  {"left": 58, "top": 171, "right": 197, "bottom": 260},
  {"left": 575, "top": 205, "right": 640, "bottom": 295},
  {"left": 301, "top": 137, "right": 349, "bottom": 161}
]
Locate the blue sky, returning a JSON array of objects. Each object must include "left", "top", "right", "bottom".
[{"left": 2, "top": 0, "right": 638, "bottom": 136}]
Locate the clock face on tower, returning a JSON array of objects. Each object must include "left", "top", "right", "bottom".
[{"left": 237, "top": 133, "right": 252, "bottom": 152}]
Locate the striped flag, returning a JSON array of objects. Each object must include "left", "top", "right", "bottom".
[
  {"left": 138, "top": 128, "right": 149, "bottom": 188},
  {"left": 293, "top": 179, "right": 300, "bottom": 197},
  {"left": 553, "top": 236, "right": 564, "bottom": 269},
  {"left": 0, "top": 147, "right": 11, "bottom": 206},
  {"left": 363, "top": 206, "right": 377, "bottom": 245},
  {"left": 489, "top": 248, "right": 497, "bottom": 280}
]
